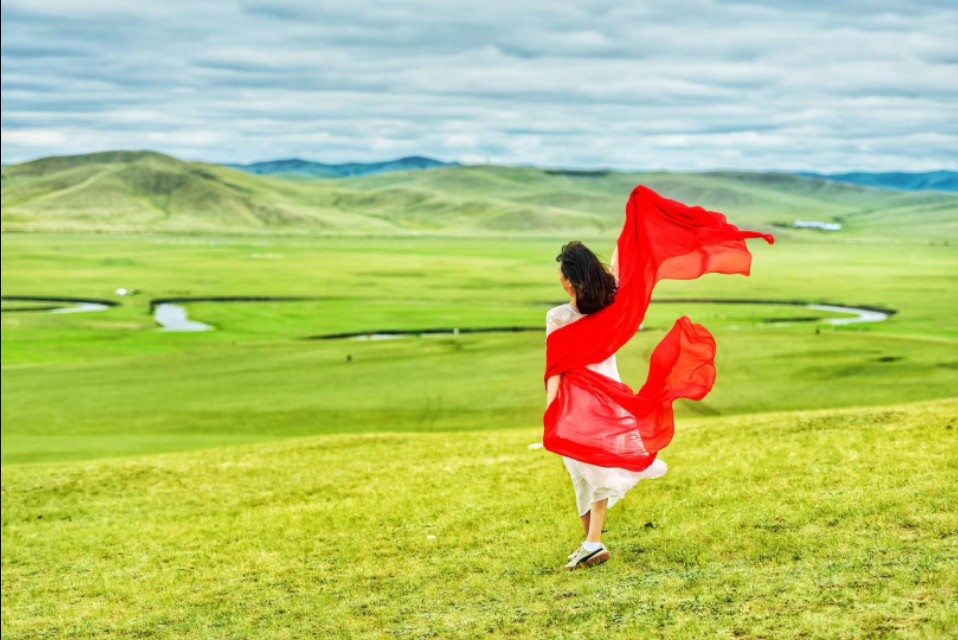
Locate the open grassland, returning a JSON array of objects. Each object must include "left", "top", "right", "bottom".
[
  {"left": 2, "top": 234, "right": 957, "bottom": 464},
  {"left": 3, "top": 400, "right": 956, "bottom": 639},
  {"left": 2, "top": 233, "right": 955, "bottom": 348},
  {"left": 4, "top": 326, "right": 956, "bottom": 466},
  {"left": 2, "top": 158, "right": 957, "bottom": 637}
]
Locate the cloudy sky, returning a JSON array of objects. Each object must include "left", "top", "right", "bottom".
[{"left": 2, "top": 0, "right": 956, "bottom": 171}]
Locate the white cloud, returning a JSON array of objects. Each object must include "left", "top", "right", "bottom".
[
  {"left": 2, "top": 0, "right": 956, "bottom": 170},
  {"left": 1, "top": 129, "right": 68, "bottom": 146}
]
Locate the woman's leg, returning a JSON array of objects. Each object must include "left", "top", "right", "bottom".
[
  {"left": 565, "top": 457, "right": 593, "bottom": 536},
  {"left": 586, "top": 498, "right": 608, "bottom": 543}
]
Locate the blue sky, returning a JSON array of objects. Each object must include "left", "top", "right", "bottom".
[{"left": 2, "top": 0, "right": 956, "bottom": 171}]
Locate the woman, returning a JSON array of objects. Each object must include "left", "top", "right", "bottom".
[
  {"left": 547, "top": 241, "right": 668, "bottom": 570},
  {"left": 545, "top": 186, "right": 773, "bottom": 571}
]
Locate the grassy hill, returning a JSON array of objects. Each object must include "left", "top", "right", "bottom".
[
  {"left": 0, "top": 151, "right": 395, "bottom": 233},
  {"left": 3, "top": 151, "right": 955, "bottom": 239},
  {"left": 333, "top": 166, "right": 958, "bottom": 240},
  {"left": 3, "top": 399, "right": 955, "bottom": 638}
]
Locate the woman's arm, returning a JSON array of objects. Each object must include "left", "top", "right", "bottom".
[
  {"left": 610, "top": 245, "right": 619, "bottom": 279},
  {"left": 546, "top": 374, "right": 561, "bottom": 407}
]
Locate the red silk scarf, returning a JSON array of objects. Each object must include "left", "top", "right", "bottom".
[{"left": 544, "top": 186, "right": 774, "bottom": 471}]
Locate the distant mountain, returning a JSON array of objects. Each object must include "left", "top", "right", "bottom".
[
  {"left": 796, "top": 171, "right": 958, "bottom": 193},
  {"left": 225, "top": 155, "right": 459, "bottom": 178}
]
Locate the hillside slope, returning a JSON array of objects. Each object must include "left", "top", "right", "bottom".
[
  {"left": 3, "top": 151, "right": 955, "bottom": 238},
  {"left": 2, "top": 399, "right": 955, "bottom": 638},
  {"left": 331, "top": 166, "right": 958, "bottom": 239},
  {"left": 0, "top": 151, "right": 396, "bottom": 233}
]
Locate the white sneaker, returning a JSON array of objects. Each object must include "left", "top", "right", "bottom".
[
  {"left": 565, "top": 544, "right": 610, "bottom": 570},
  {"left": 567, "top": 544, "right": 602, "bottom": 560}
]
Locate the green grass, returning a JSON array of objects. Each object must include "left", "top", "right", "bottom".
[
  {"left": 2, "top": 160, "right": 957, "bottom": 637},
  {"left": 3, "top": 400, "right": 956, "bottom": 639},
  {"left": 3, "top": 234, "right": 956, "bottom": 464},
  {"left": 4, "top": 327, "right": 957, "bottom": 465},
  {"left": 2, "top": 233, "right": 955, "bottom": 343}
]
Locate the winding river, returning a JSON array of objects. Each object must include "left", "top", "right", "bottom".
[
  {"left": 1, "top": 296, "right": 115, "bottom": 314},
  {"left": 306, "top": 299, "right": 895, "bottom": 340},
  {"left": 806, "top": 304, "right": 891, "bottom": 325},
  {"left": 2, "top": 296, "right": 895, "bottom": 335},
  {"left": 154, "top": 303, "right": 213, "bottom": 332}
]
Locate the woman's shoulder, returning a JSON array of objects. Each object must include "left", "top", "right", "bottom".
[
  {"left": 546, "top": 303, "right": 583, "bottom": 334},
  {"left": 547, "top": 302, "right": 579, "bottom": 318}
]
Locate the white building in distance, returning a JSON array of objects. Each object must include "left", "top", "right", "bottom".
[{"left": 794, "top": 220, "right": 842, "bottom": 231}]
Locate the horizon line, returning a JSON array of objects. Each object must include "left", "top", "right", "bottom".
[{"left": 2, "top": 148, "right": 957, "bottom": 175}]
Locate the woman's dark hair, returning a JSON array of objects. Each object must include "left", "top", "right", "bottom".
[{"left": 556, "top": 241, "right": 617, "bottom": 314}]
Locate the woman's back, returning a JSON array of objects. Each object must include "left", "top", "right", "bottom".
[{"left": 546, "top": 303, "right": 621, "bottom": 383}]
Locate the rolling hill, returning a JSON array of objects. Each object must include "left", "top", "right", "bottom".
[
  {"left": 0, "top": 150, "right": 398, "bottom": 233},
  {"left": 2, "top": 150, "right": 956, "bottom": 239}
]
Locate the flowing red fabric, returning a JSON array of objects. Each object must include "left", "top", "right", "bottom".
[{"left": 544, "top": 185, "right": 774, "bottom": 471}]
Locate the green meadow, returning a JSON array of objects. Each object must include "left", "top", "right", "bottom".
[
  {"left": 3, "top": 402, "right": 956, "bottom": 639},
  {"left": 2, "top": 155, "right": 957, "bottom": 638}
]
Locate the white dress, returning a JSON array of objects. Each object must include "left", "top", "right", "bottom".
[{"left": 546, "top": 303, "right": 668, "bottom": 517}]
